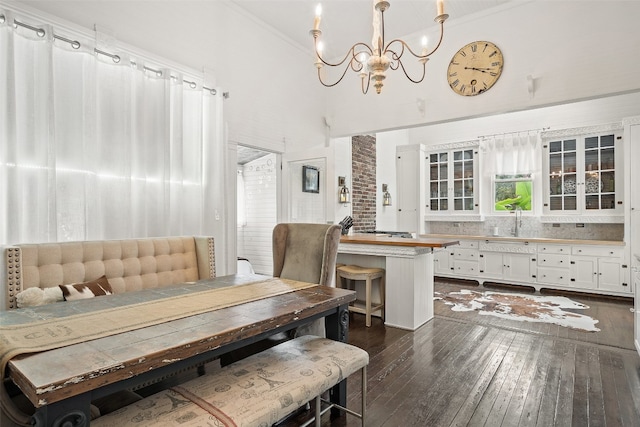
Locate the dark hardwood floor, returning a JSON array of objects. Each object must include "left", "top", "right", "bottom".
[{"left": 284, "top": 279, "right": 640, "bottom": 426}]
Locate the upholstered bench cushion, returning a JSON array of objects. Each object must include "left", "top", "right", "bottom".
[{"left": 93, "top": 335, "right": 369, "bottom": 427}]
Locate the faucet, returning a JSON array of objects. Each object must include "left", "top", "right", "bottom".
[{"left": 513, "top": 206, "right": 522, "bottom": 237}]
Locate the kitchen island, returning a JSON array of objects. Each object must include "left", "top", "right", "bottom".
[{"left": 338, "top": 234, "right": 459, "bottom": 331}]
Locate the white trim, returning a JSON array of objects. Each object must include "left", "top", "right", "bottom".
[
  {"left": 0, "top": 1, "right": 215, "bottom": 85},
  {"left": 541, "top": 122, "right": 623, "bottom": 140},
  {"left": 540, "top": 215, "right": 624, "bottom": 224}
]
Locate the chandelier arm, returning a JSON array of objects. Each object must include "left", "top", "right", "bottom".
[
  {"left": 314, "top": 38, "right": 373, "bottom": 68},
  {"left": 422, "top": 22, "right": 446, "bottom": 57},
  {"left": 361, "top": 73, "right": 371, "bottom": 94},
  {"left": 316, "top": 63, "right": 353, "bottom": 88},
  {"left": 395, "top": 59, "right": 427, "bottom": 84},
  {"left": 385, "top": 39, "right": 420, "bottom": 59}
]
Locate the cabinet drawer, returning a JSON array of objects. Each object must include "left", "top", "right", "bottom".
[
  {"left": 453, "top": 248, "right": 479, "bottom": 261},
  {"left": 457, "top": 240, "right": 479, "bottom": 249},
  {"left": 453, "top": 260, "right": 479, "bottom": 275},
  {"left": 537, "top": 267, "right": 571, "bottom": 285},
  {"left": 537, "top": 254, "right": 570, "bottom": 268},
  {"left": 572, "top": 245, "right": 625, "bottom": 258},
  {"left": 538, "top": 245, "right": 571, "bottom": 254}
]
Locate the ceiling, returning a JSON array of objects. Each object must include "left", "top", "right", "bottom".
[
  {"left": 237, "top": 145, "right": 271, "bottom": 165},
  {"left": 231, "top": 0, "right": 515, "bottom": 58}
]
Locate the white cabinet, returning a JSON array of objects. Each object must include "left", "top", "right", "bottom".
[
  {"left": 570, "top": 256, "right": 598, "bottom": 289},
  {"left": 598, "top": 258, "right": 629, "bottom": 293},
  {"left": 479, "top": 252, "right": 503, "bottom": 278},
  {"left": 504, "top": 253, "right": 536, "bottom": 283},
  {"left": 396, "top": 145, "right": 426, "bottom": 234},
  {"left": 433, "top": 248, "right": 452, "bottom": 275},
  {"left": 542, "top": 128, "right": 624, "bottom": 222},
  {"left": 434, "top": 238, "right": 629, "bottom": 296},
  {"left": 451, "top": 240, "right": 479, "bottom": 276},
  {"left": 572, "top": 245, "right": 630, "bottom": 293},
  {"left": 478, "top": 241, "right": 536, "bottom": 284},
  {"left": 426, "top": 144, "right": 480, "bottom": 220}
]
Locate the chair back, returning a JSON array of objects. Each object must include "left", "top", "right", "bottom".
[{"left": 272, "top": 223, "right": 341, "bottom": 286}]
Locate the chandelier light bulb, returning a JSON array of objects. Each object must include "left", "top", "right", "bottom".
[{"left": 313, "top": 4, "right": 322, "bottom": 30}]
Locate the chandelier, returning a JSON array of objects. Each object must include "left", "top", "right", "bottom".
[{"left": 310, "top": 0, "right": 449, "bottom": 94}]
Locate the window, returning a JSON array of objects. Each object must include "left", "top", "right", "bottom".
[{"left": 494, "top": 174, "right": 533, "bottom": 211}]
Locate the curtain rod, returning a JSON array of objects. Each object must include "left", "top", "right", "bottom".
[
  {"left": 478, "top": 126, "right": 549, "bottom": 140},
  {"left": 3, "top": 14, "right": 218, "bottom": 95}
]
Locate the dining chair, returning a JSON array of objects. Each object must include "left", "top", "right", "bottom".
[{"left": 221, "top": 222, "right": 342, "bottom": 365}]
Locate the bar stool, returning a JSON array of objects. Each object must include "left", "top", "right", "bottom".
[{"left": 336, "top": 265, "right": 385, "bottom": 327}]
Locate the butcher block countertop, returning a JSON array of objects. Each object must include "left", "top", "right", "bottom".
[
  {"left": 340, "top": 234, "right": 459, "bottom": 248},
  {"left": 420, "top": 233, "right": 625, "bottom": 246}
]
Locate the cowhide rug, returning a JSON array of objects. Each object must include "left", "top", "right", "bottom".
[{"left": 435, "top": 289, "right": 600, "bottom": 332}]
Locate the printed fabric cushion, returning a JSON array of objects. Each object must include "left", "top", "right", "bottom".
[{"left": 59, "top": 276, "right": 113, "bottom": 301}]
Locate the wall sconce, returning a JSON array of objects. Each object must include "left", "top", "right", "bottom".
[
  {"left": 338, "top": 176, "right": 350, "bottom": 204},
  {"left": 382, "top": 184, "right": 392, "bottom": 206}
]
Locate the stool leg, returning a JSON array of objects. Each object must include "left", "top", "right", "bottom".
[
  {"left": 361, "top": 366, "right": 367, "bottom": 426},
  {"left": 380, "top": 275, "right": 385, "bottom": 322},
  {"left": 315, "top": 395, "right": 321, "bottom": 427},
  {"left": 365, "top": 276, "right": 372, "bottom": 327}
]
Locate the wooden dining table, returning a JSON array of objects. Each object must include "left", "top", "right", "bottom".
[{"left": 1, "top": 274, "right": 356, "bottom": 427}]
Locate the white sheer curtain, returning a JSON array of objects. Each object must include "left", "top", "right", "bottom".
[
  {"left": 0, "top": 10, "right": 219, "bottom": 245},
  {"left": 481, "top": 131, "right": 540, "bottom": 175}
]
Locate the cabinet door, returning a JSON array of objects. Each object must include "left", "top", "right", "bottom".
[
  {"left": 479, "top": 252, "right": 503, "bottom": 278},
  {"left": 504, "top": 254, "right": 536, "bottom": 282},
  {"left": 396, "top": 151, "right": 419, "bottom": 231},
  {"left": 570, "top": 256, "right": 598, "bottom": 289},
  {"left": 427, "top": 147, "right": 478, "bottom": 215},
  {"left": 434, "top": 248, "right": 452, "bottom": 275},
  {"left": 598, "top": 258, "right": 630, "bottom": 293},
  {"left": 543, "top": 130, "right": 623, "bottom": 218}
]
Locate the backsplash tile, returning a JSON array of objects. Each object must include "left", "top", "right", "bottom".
[{"left": 428, "top": 216, "right": 623, "bottom": 241}]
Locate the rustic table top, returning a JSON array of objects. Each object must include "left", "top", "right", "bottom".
[{"left": 5, "top": 274, "right": 355, "bottom": 408}]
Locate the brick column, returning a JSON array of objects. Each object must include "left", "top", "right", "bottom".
[{"left": 351, "top": 135, "right": 376, "bottom": 232}]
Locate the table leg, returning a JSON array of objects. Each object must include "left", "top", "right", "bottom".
[
  {"left": 32, "top": 393, "right": 91, "bottom": 427},
  {"left": 325, "top": 304, "right": 350, "bottom": 416}
]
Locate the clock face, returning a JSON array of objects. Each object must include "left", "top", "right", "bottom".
[{"left": 447, "top": 41, "right": 503, "bottom": 96}]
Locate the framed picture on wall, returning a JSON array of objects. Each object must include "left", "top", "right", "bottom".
[{"left": 302, "top": 165, "right": 320, "bottom": 193}]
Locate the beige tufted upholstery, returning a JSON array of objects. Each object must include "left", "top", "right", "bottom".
[
  {"left": 5, "top": 236, "right": 215, "bottom": 310},
  {"left": 92, "top": 335, "right": 368, "bottom": 427}
]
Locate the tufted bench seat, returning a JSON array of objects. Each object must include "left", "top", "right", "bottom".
[
  {"left": 5, "top": 236, "right": 215, "bottom": 310},
  {"left": 92, "top": 335, "right": 369, "bottom": 427}
]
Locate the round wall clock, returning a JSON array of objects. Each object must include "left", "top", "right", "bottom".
[{"left": 447, "top": 41, "right": 504, "bottom": 96}]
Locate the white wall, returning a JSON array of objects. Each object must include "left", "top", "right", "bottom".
[
  {"left": 6, "top": 0, "right": 328, "bottom": 153},
  {"left": 333, "top": 137, "right": 353, "bottom": 225},
  {"left": 327, "top": 1, "right": 640, "bottom": 136},
  {"left": 376, "top": 130, "right": 409, "bottom": 230}
]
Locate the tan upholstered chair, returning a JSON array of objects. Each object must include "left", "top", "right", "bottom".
[
  {"left": 272, "top": 222, "right": 342, "bottom": 336},
  {"left": 221, "top": 223, "right": 341, "bottom": 365}
]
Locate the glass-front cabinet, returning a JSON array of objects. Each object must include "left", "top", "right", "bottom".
[
  {"left": 542, "top": 128, "right": 623, "bottom": 221},
  {"left": 426, "top": 145, "right": 480, "bottom": 219}
]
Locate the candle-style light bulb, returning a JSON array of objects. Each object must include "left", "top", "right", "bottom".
[
  {"left": 359, "top": 52, "right": 368, "bottom": 75},
  {"left": 421, "top": 35, "right": 428, "bottom": 55},
  {"left": 437, "top": 0, "right": 444, "bottom": 16},
  {"left": 313, "top": 4, "right": 322, "bottom": 30}
]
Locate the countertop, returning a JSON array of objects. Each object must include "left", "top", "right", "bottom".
[
  {"left": 340, "top": 234, "right": 459, "bottom": 248},
  {"left": 420, "top": 233, "right": 625, "bottom": 246}
]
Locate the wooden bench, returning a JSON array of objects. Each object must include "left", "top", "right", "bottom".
[{"left": 92, "top": 335, "right": 368, "bottom": 427}]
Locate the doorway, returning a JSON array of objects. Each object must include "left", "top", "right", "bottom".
[{"left": 236, "top": 146, "right": 278, "bottom": 275}]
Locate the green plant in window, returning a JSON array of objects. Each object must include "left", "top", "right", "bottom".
[{"left": 495, "top": 181, "right": 532, "bottom": 211}]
